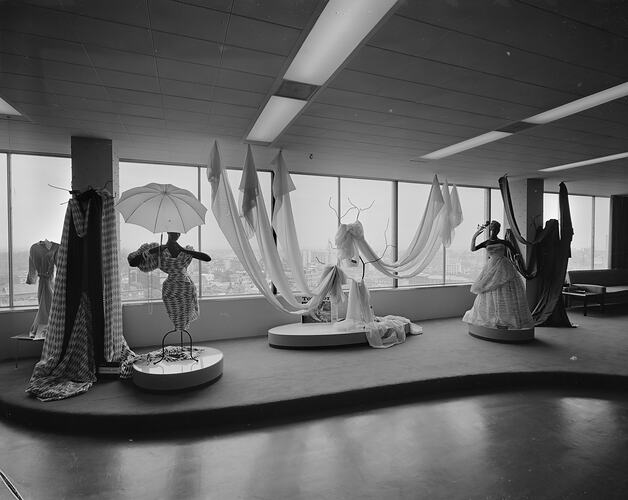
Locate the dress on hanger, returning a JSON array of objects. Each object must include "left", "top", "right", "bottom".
[
  {"left": 128, "top": 244, "right": 200, "bottom": 330},
  {"left": 26, "top": 240, "right": 59, "bottom": 338},
  {"left": 463, "top": 243, "right": 534, "bottom": 330}
]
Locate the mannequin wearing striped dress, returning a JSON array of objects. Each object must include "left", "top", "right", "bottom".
[{"left": 128, "top": 232, "right": 211, "bottom": 331}]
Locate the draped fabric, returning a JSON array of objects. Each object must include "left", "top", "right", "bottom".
[
  {"left": 499, "top": 177, "right": 574, "bottom": 327},
  {"left": 271, "top": 151, "right": 312, "bottom": 295},
  {"left": 27, "top": 190, "right": 134, "bottom": 401},
  {"left": 333, "top": 176, "right": 462, "bottom": 280},
  {"left": 532, "top": 182, "right": 574, "bottom": 327},
  {"left": 208, "top": 142, "right": 307, "bottom": 315}
]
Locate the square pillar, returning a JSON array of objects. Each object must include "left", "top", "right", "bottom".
[
  {"left": 71, "top": 137, "right": 119, "bottom": 196},
  {"left": 505, "top": 178, "right": 544, "bottom": 305}
]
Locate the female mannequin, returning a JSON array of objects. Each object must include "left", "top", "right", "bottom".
[
  {"left": 462, "top": 221, "right": 534, "bottom": 330},
  {"left": 128, "top": 232, "right": 210, "bottom": 331}
]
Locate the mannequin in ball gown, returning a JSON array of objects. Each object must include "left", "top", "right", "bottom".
[
  {"left": 463, "top": 221, "right": 534, "bottom": 330},
  {"left": 26, "top": 239, "right": 60, "bottom": 338},
  {"left": 128, "top": 232, "right": 210, "bottom": 331}
]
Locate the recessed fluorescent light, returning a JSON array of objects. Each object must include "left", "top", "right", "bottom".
[
  {"left": 246, "top": 96, "right": 307, "bottom": 143},
  {"left": 540, "top": 152, "right": 628, "bottom": 172},
  {"left": 523, "top": 82, "right": 628, "bottom": 125},
  {"left": 284, "top": 0, "right": 398, "bottom": 85},
  {"left": 420, "top": 131, "right": 512, "bottom": 160},
  {"left": 0, "top": 97, "right": 21, "bottom": 116}
]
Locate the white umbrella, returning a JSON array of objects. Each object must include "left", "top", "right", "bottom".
[{"left": 116, "top": 183, "right": 207, "bottom": 234}]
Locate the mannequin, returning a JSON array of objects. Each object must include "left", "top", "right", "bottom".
[
  {"left": 26, "top": 239, "right": 60, "bottom": 338},
  {"left": 128, "top": 232, "right": 210, "bottom": 334},
  {"left": 463, "top": 221, "right": 534, "bottom": 330}
]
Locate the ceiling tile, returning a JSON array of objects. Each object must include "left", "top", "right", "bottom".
[
  {"left": 397, "top": 2, "right": 628, "bottom": 79},
  {"left": 225, "top": 15, "right": 300, "bottom": 56},
  {"left": 86, "top": 46, "right": 157, "bottom": 76},
  {"left": 156, "top": 58, "right": 219, "bottom": 85},
  {"left": 210, "top": 102, "right": 257, "bottom": 119},
  {"left": 211, "top": 86, "right": 265, "bottom": 107},
  {"left": 220, "top": 45, "right": 286, "bottom": 77},
  {"left": 47, "top": 0, "right": 150, "bottom": 27},
  {"left": 175, "top": 1, "right": 233, "bottom": 12},
  {"left": 152, "top": 31, "right": 222, "bottom": 66},
  {"left": 0, "top": 53, "right": 101, "bottom": 85},
  {"left": 73, "top": 16, "right": 154, "bottom": 54},
  {"left": 162, "top": 95, "right": 212, "bottom": 113},
  {"left": 160, "top": 78, "right": 212, "bottom": 101},
  {"left": 1, "top": 3, "right": 81, "bottom": 42},
  {"left": 95, "top": 68, "right": 161, "bottom": 93},
  {"left": 107, "top": 88, "right": 163, "bottom": 107},
  {"left": 0, "top": 31, "right": 91, "bottom": 66},
  {"left": 148, "top": 0, "right": 228, "bottom": 42},
  {"left": 233, "top": 0, "right": 320, "bottom": 29}
]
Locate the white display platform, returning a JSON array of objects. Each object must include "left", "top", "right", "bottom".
[
  {"left": 132, "top": 347, "right": 223, "bottom": 391},
  {"left": 468, "top": 324, "right": 535, "bottom": 343},
  {"left": 268, "top": 322, "right": 369, "bottom": 348}
]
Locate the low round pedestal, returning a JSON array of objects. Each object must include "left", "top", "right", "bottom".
[
  {"left": 468, "top": 324, "right": 535, "bottom": 343},
  {"left": 132, "top": 346, "right": 223, "bottom": 391},
  {"left": 268, "top": 322, "right": 368, "bottom": 348}
]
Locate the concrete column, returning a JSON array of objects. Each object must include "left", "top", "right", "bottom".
[
  {"left": 71, "top": 137, "right": 119, "bottom": 195},
  {"left": 505, "top": 178, "right": 544, "bottom": 305}
]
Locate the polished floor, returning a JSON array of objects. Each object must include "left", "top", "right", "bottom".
[{"left": 1, "top": 388, "right": 627, "bottom": 499}]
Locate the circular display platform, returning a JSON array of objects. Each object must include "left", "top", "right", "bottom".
[
  {"left": 132, "top": 346, "right": 224, "bottom": 391},
  {"left": 468, "top": 324, "right": 535, "bottom": 343},
  {"left": 268, "top": 322, "right": 368, "bottom": 348}
]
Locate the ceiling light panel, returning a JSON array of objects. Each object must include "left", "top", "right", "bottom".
[
  {"left": 523, "top": 82, "right": 628, "bottom": 125},
  {"left": 540, "top": 152, "right": 628, "bottom": 172},
  {"left": 284, "top": 0, "right": 398, "bottom": 86},
  {"left": 0, "top": 96, "right": 21, "bottom": 116},
  {"left": 420, "top": 131, "right": 512, "bottom": 160},
  {"left": 246, "top": 96, "right": 307, "bottom": 143}
]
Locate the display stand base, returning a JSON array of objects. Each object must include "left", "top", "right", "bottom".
[
  {"left": 268, "top": 322, "right": 368, "bottom": 348},
  {"left": 468, "top": 324, "right": 535, "bottom": 343},
  {"left": 132, "top": 347, "right": 223, "bottom": 391}
]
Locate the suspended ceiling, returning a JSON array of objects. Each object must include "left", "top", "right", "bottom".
[{"left": 1, "top": 0, "right": 627, "bottom": 195}]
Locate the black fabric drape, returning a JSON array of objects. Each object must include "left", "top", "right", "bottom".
[
  {"left": 500, "top": 178, "right": 574, "bottom": 327},
  {"left": 61, "top": 190, "right": 105, "bottom": 363}
]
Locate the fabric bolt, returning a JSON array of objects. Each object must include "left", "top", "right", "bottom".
[
  {"left": 128, "top": 244, "right": 199, "bottom": 330},
  {"left": 27, "top": 190, "right": 135, "bottom": 402},
  {"left": 463, "top": 244, "right": 534, "bottom": 330},
  {"left": 26, "top": 241, "right": 59, "bottom": 338}
]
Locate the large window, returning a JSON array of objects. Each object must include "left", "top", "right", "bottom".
[
  {"left": 199, "top": 169, "right": 271, "bottom": 297},
  {"left": 11, "top": 155, "right": 71, "bottom": 307},
  {"left": 446, "top": 187, "right": 487, "bottom": 284},
  {"left": 397, "top": 181, "right": 444, "bottom": 287},
  {"left": 594, "top": 197, "right": 610, "bottom": 269},
  {"left": 1, "top": 149, "right": 613, "bottom": 308},
  {"left": 340, "top": 178, "right": 394, "bottom": 288},
  {"left": 288, "top": 174, "right": 339, "bottom": 292},
  {"left": 544, "top": 192, "right": 610, "bottom": 271},
  {"left": 0, "top": 154, "right": 7, "bottom": 307},
  {"left": 119, "top": 162, "right": 199, "bottom": 301}
]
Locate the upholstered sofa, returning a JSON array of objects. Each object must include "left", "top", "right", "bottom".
[{"left": 566, "top": 269, "right": 628, "bottom": 313}]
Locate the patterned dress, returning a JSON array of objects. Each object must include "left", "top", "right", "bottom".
[
  {"left": 129, "top": 244, "right": 199, "bottom": 330},
  {"left": 463, "top": 243, "right": 534, "bottom": 330}
]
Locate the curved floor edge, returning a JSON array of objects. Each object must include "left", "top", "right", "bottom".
[{"left": 2, "top": 371, "right": 627, "bottom": 435}]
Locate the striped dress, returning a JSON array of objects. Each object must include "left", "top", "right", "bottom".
[{"left": 130, "top": 244, "right": 199, "bottom": 330}]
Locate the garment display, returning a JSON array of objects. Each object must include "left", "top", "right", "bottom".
[
  {"left": 463, "top": 243, "right": 535, "bottom": 330},
  {"left": 26, "top": 240, "right": 59, "bottom": 338},
  {"left": 339, "top": 279, "right": 421, "bottom": 348},
  {"left": 27, "top": 189, "right": 135, "bottom": 402},
  {"left": 127, "top": 243, "right": 200, "bottom": 330},
  {"left": 333, "top": 176, "right": 463, "bottom": 280},
  {"left": 499, "top": 176, "right": 573, "bottom": 327}
]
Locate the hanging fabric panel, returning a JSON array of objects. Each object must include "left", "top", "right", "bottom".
[{"left": 271, "top": 151, "right": 313, "bottom": 295}]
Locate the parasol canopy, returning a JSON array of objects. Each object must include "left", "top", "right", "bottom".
[{"left": 116, "top": 183, "right": 207, "bottom": 234}]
